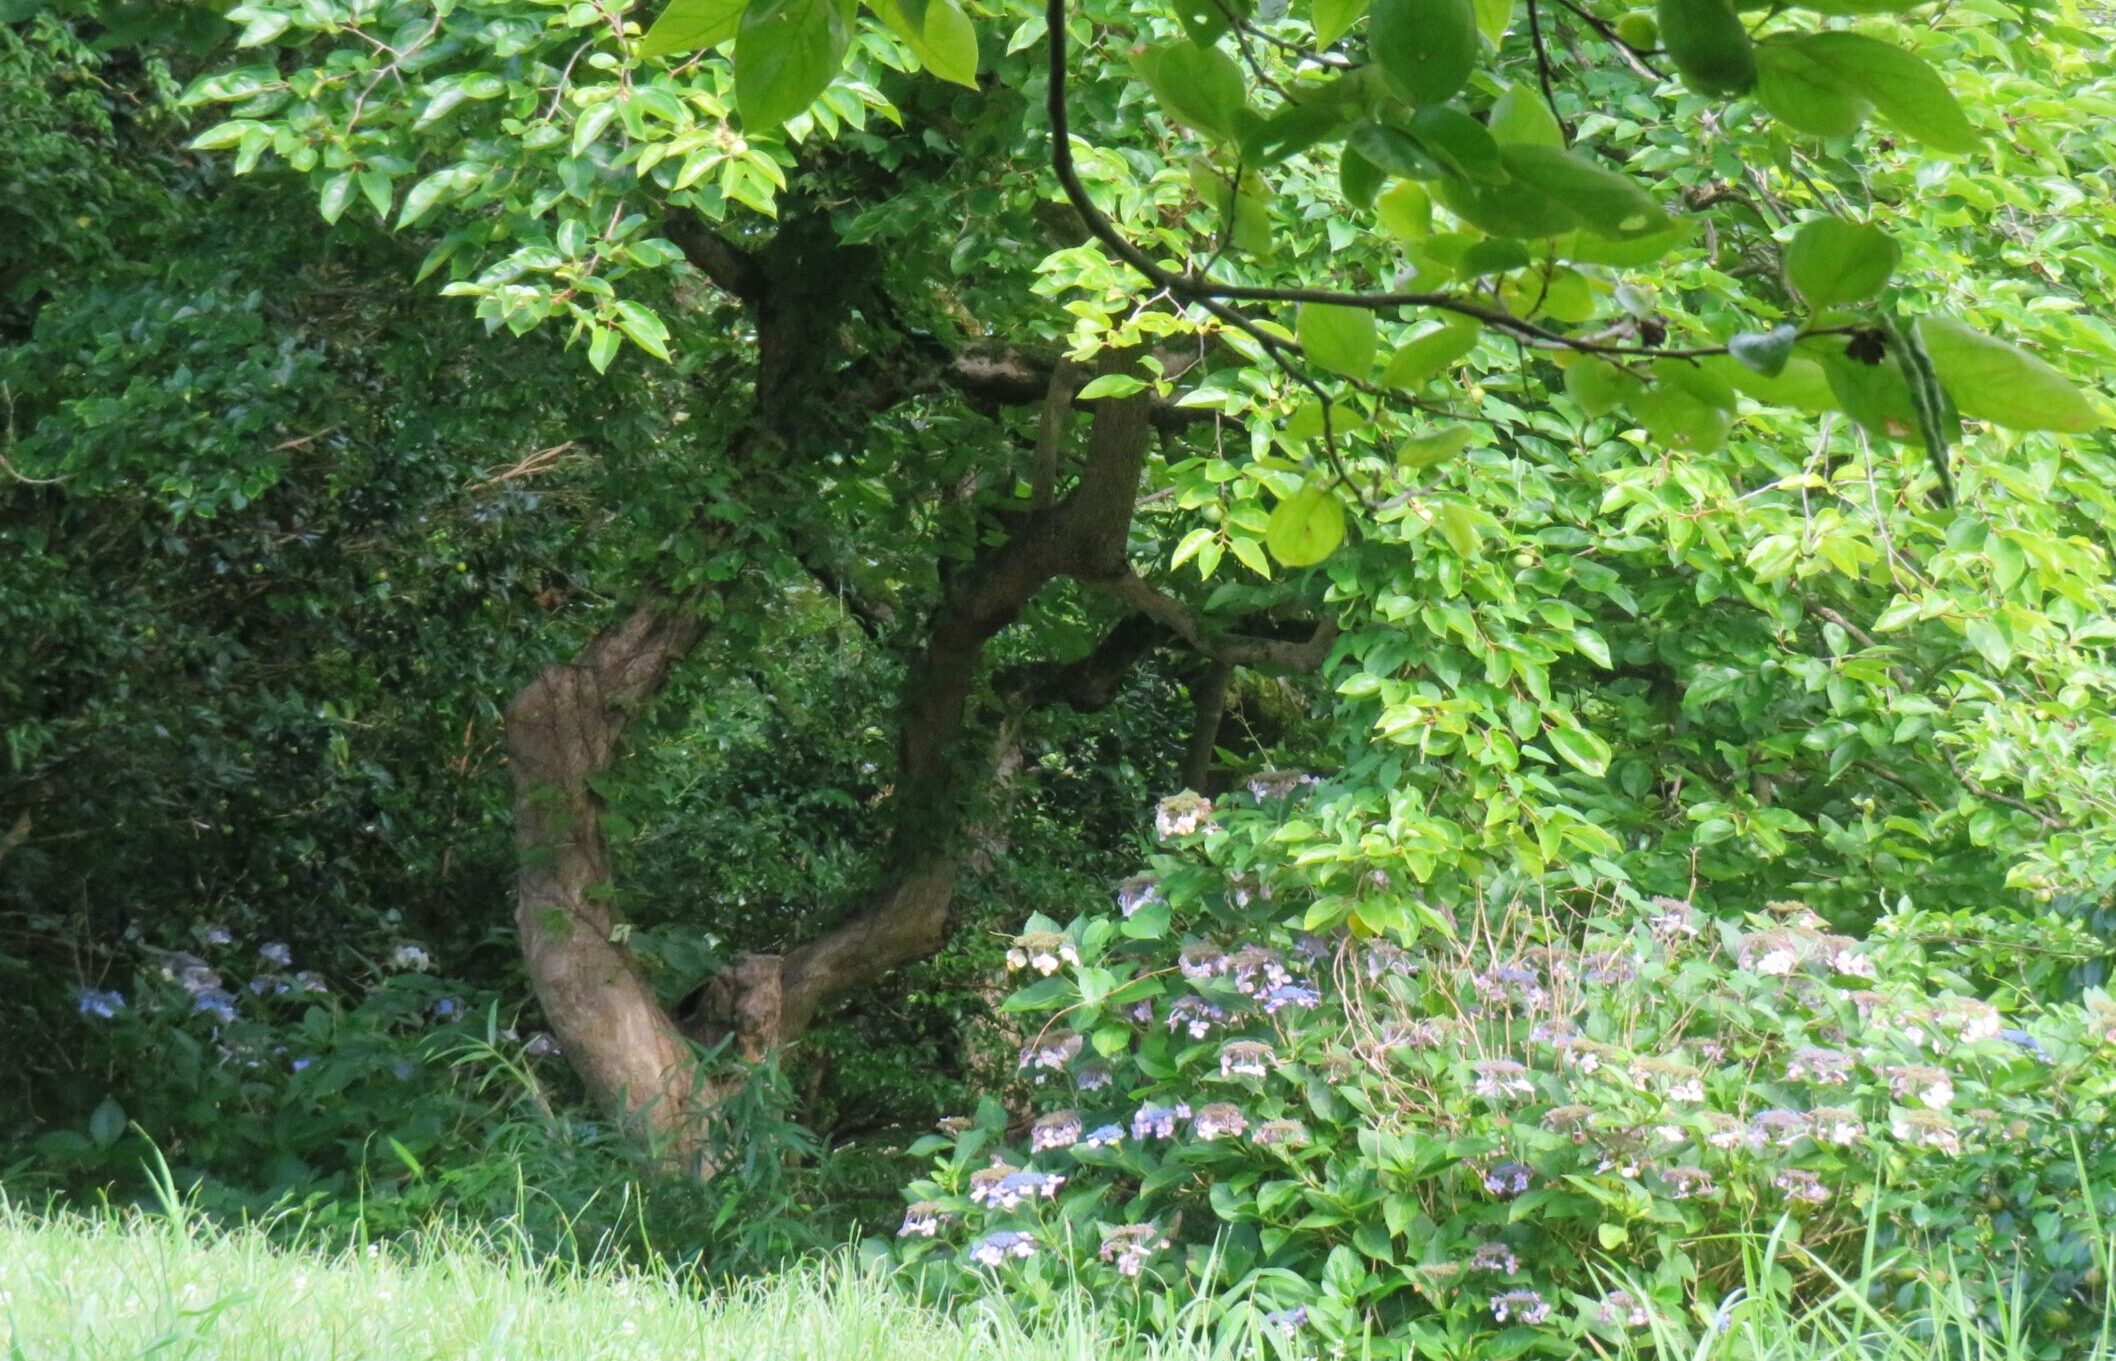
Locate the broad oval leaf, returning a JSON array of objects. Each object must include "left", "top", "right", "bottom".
[
  {"left": 1368, "top": 0, "right": 1479, "bottom": 108},
  {"left": 1729, "top": 325, "right": 1798, "bottom": 378},
  {"left": 1134, "top": 40, "right": 1249, "bottom": 141},
  {"left": 1397, "top": 425, "right": 1473, "bottom": 468},
  {"left": 1297, "top": 302, "right": 1379, "bottom": 377},
  {"left": 1496, "top": 145, "right": 1666, "bottom": 239},
  {"left": 1790, "top": 32, "right": 1979, "bottom": 154},
  {"left": 1915, "top": 315, "right": 2103, "bottom": 433},
  {"left": 640, "top": 0, "right": 746, "bottom": 58},
  {"left": 871, "top": 0, "right": 979, "bottom": 87},
  {"left": 1547, "top": 723, "right": 1612, "bottom": 776},
  {"left": 1409, "top": 104, "right": 1503, "bottom": 182},
  {"left": 1266, "top": 484, "right": 1348, "bottom": 566},
  {"left": 1785, "top": 217, "right": 1898, "bottom": 309},
  {"left": 1488, "top": 84, "right": 1565, "bottom": 148},
  {"left": 735, "top": 0, "right": 852, "bottom": 130},
  {"left": 1312, "top": 0, "right": 1371, "bottom": 46},
  {"left": 1657, "top": 0, "right": 1755, "bottom": 96},
  {"left": 1383, "top": 317, "right": 1481, "bottom": 389},
  {"left": 1754, "top": 40, "right": 1872, "bottom": 138}
]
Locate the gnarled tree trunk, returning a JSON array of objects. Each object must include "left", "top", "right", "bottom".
[{"left": 506, "top": 600, "right": 715, "bottom": 1163}]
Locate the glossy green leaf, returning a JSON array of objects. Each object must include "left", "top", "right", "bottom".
[
  {"left": 639, "top": 0, "right": 746, "bottom": 57},
  {"left": 1916, "top": 315, "right": 2104, "bottom": 432},
  {"left": 1383, "top": 317, "right": 1481, "bottom": 388},
  {"left": 1397, "top": 425, "right": 1473, "bottom": 468},
  {"left": 1410, "top": 104, "right": 1503, "bottom": 182},
  {"left": 1790, "top": 32, "right": 1979, "bottom": 154},
  {"left": 1785, "top": 217, "right": 1899, "bottom": 308},
  {"left": 1754, "top": 39, "right": 1872, "bottom": 137},
  {"left": 1497, "top": 145, "right": 1666, "bottom": 239},
  {"left": 1312, "top": 0, "right": 1370, "bottom": 46},
  {"left": 1368, "top": 0, "right": 1479, "bottom": 108},
  {"left": 1266, "top": 484, "right": 1348, "bottom": 566},
  {"left": 735, "top": 0, "right": 851, "bottom": 130},
  {"left": 1548, "top": 723, "right": 1612, "bottom": 776},
  {"left": 871, "top": 0, "right": 979, "bottom": 87},
  {"left": 1135, "top": 41, "right": 1248, "bottom": 142},
  {"left": 1488, "top": 84, "right": 1564, "bottom": 148},
  {"left": 1297, "top": 302, "right": 1379, "bottom": 377},
  {"left": 1729, "top": 325, "right": 1798, "bottom": 378}
]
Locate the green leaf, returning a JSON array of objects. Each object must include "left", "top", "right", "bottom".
[
  {"left": 641, "top": 0, "right": 747, "bottom": 57},
  {"left": 1384, "top": 317, "right": 1481, "bottom": 389},
  {"left": 1548, "top": 723, "right": 1612, "bottom": 777},
  {"left": 1488, "top": 84, "right": 1564, "bottom": 148},
  {"left": 1915, "top": 315, "right": 2103, "bottom": 433},
  {"left": 1784, "top": 217, "right": 1898, "bottom": 309},
  {"left": 89, "top": 1097, "right": 125, "bottom": 1149},
  {"left": 1754, "top": 39, "right": 1871, "bottom": 138},
  {"left": 1789, "top": 33, "right": 1979, "bottom": 154},
  {"left": 1571, "top": 625, "right": 1612, "bottom": 668},
  {"left": 1563, "top": 358, "right": 1643, "bottom": 419},
  {"left": 1409, "top": 105, "right": 1502, "bottom": 182},
  {"left": 735, "top": 0, "right": 852, "bottom": 130},
  {"left": 318, "top": 172, "right": 355, "bottom": 226},
  {"left": 1729, "top": 325, "right": 1797, "bottom": 378},
  {"left": 612, "top": 300, "right": 673, "bottom": 361},
  {"left": 1368, "top": 0, "right": 1479, "bottom": 108},
  {"left": 1598, "top": 1221, "right": 1631, "bottom": 1250},
  {"left": 587, "top": 327, "right": 622, "bottom": 373},
  {"left": 1076, "top": 373, "right": 1148, "bottom": 400},
  {"left": 1133, "top": 41, "right": 1248, "bottom": 142},
  {"left": 1266, "top": 484, "right": 1348, "bottom": 566},
  {"left": 1496, "top": 145, "right": 1665, "bottom": 239},
  {"left": 1297, "top": 303, "right": 1379, "bottom": 377},
  {"left": 1312, "top": 0, "right": 1370, "bottom": 46},
  {"left": 1965, "top": 617, "right": 2012, "bottom": 671},
  {"left": 871, "top": 0, "right": 980, "bottom": 87},
  {"left": 1434, "top": 173, "right": 1578, "bottom": 239},
  {"left": 1397, "top": 425, "right": 1472, "bottom": 468}
]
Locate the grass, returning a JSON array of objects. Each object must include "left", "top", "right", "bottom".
[
  {"left": 0, "top": 1198, "right": 1212, "bottom": 1361},
  {"left": 1, "top": 1194, "right": 2109, "bottom": 1360}
]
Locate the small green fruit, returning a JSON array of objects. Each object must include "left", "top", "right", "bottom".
[{"left": 1615, "top": 11, "right": 1657, "bottom": 49}]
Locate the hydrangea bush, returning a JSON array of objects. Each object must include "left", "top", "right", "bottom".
[{"left": 897, "top": 788, "right": 2116, "bottom": 1356}]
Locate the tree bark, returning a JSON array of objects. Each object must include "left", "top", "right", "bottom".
[{"left": 506, "top": 600, "right": 715, "bottom": 1162}]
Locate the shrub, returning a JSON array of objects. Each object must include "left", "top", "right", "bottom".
[{"left": 896, "top": 789, "right": 2116, "bottom": 1357}]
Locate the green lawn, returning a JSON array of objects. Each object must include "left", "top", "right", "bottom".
[
  {"left": 1, "top": 1199, "right": 2107, "bottom": 1360},
  {"left": 0, "top": 1201, "right": 1206, "bottom": 1361}
]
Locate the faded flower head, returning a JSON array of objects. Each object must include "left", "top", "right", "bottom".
[
  {"left": 1253, "top": 1118, "right": 1310, "bottom": 1147},
  {"left": 1738, "top": 930, "right": 1802, "bottom": 977},
  {"left": 1074, "top": 1061, "right": 1113, "bottom": 1092},
  {"left": 191, "top": 990, "right": 238, "bottom": 1025},
  {"left": 1219, "top": 1040, "right": 1275, "bottom": 1079},
  {"left": 1934, "top": 997, "right": 2003, "bottom": 1045},
  {"left": 1080, "top": 1123, "right": 1124, "bottom": 1149},
  {"left": 1246, "top": 769, "right": 1317, "bottom": 803},
  {"left": 1810, "top": 1106, "right": 1867, "bottom": 1146},
  {"left": 968, "top": 1231, "right": 1037, "bottom": 1267},
  {"left": 1166, "top": 996, "right": 1228, "bottom": 1039},
  {"left": 1663, "top": 1165, "right": 1720, "bottom": 1201},
  {"left": 1750, "top": 1108, "right": 1810, "bottom": 1149},
  {"left": 1260, "top": 981, "right": 1321, "bottom": 1015},
  {"left": 1116, "top": 875, "right": 1163, "bottom": 919},
  {"left": 1099, "top": 1223, "right": 1170, "bottom": 1278},
  {"left": 1261, "top": 1306, "right": 1307, "bottom": 1335},
  {"left": 1154, "top": 791, "right": 1215, "bottom": 839},
  {"left": 1892, "top": 1109, "right": 1963, "bottom": 1155},
  {"left": 1649, "top": 896, "right": 1703, "bottom": 941},
  {"left": 1775, "top": 1168, "right": 1830, "bottom": 1205},
  {"left": 1598, "top": 1290, "right": 1652, "bottom": 1329},
  {"left": 1006, "top": 931, "right": 1079, "bottom": 977},
  {"left": 1468, "top": 1241, "right": 1520, "bottom": 1275},
  {"left": 1482, "top": 1161, "right": 1532, "bottom": 1197},
  {"left": 193, "top": 923, "right": 234, "bottom": 948},
  {"left": 1886, "top": 1064, "right": 1955, "bottom": 1109},
  {"left": 77, "top": 988, "right": 125, "bottom": 1020},
  {"left": 1030, "top": 1110, "right": 1084, "bottom": 1152},
  {"left": 1178, "top": 943, "right": 1228, "bottom": 981},
  {"left": 1490, "top": 1289, "right": 1551, "bottom": 1325},
  {"left": 1193, "top": 1102, "right": 1248, "bottom": 1140},
  {"left": 258, "top": 942, "right": 293, "bottom": 968},
  {"left": 1786, "top": 1046, "right": 1852, "bottom": 1085},
  {"left": 898, "top": 1201, "right": 948, "bottom": 1238},
  {"left": 1131, "top": 1102, "right": 1191, "bottom": 1140},
  {"left": 389, "top": 943, "right": 433, "bottom": 972},
  {"left": 1470, "top": 1058, "right": 1536, "bottom": 1101},
  {"left": 1019, "top": 1033, "right": 1082, "bottom": 1073}
]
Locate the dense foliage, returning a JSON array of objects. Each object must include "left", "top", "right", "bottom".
[
  {"left": 7, "top": 0, "right": 2116, "bottom": 1347},
  {"left": 906, "top": 801, "right": 2116, "bottom": 1355}
]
